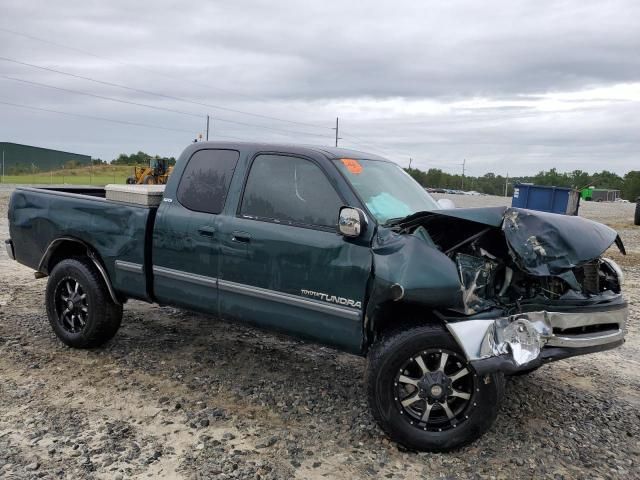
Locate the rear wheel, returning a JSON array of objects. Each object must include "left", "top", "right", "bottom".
[
  {"left": 45, "top": 257, "right": 123, "bottom": 348},
  {"left": 142, "top": 175, "right": 156, "bottom": 185},
  {"left": 367, "top": 324, "right": 504, "bottom": 451}
]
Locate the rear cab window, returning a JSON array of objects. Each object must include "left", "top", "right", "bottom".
[{"left": 177, "top": 149, "right": 240, "bottom": 214}]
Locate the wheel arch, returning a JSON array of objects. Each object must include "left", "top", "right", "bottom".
[
  {"left": 364, "top": 300, "right": 445, "bottom": 353},
  {"left": 37, "top": 237, "right": 121, "bottom": 306}
]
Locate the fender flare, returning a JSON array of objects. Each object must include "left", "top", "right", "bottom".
[{"left": 37, "top": 237, "right": 121, "bottom": 306}]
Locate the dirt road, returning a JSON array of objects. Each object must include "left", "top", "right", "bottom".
[{"left": 1, "top": 189, "right": 638, "bottom": 479}]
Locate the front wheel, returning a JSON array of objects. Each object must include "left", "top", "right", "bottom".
[{"left": 366, "top": 324, "right": 504, "bottom": 452}]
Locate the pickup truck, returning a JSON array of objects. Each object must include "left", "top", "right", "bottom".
[{"left": 6, "top": 142, "right": 628, "bottom": 451}]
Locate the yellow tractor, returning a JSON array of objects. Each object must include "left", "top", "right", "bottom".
[{"left": 126, "top": 158, "right": 173, "bottom": 185}]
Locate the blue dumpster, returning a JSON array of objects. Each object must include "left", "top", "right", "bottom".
[{"left": 511, "top": 184, "right": 580, "bottom": 215}]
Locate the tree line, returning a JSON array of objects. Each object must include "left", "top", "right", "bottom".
[
  {"left": 405, "top": 167, "right": 640, "bottom": 201},
  {"left": 5, "top": 151, "right": 177, "bottom": 174},
  {"left": 97, "top": 151, "right": 177, "bottom": 166}
]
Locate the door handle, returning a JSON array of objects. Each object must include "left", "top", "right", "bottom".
[
  {"left": 231, "top": 231, "right": 251, "bottom": 243},
  {"left": 198, "top": 226, "right": 216, "bottom": 238}
]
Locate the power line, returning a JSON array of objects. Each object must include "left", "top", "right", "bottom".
[
  {"left": 0, "top": 25, "right": 333, "bottom": 131},
  {"left": 0, "top": 99, "right": 197, "bottom": 134},
  {"left": 0, "top": 75, "right": 202, "bottom": 118},
  {"left": 0, "top": 56, "right": 334, "bottom": 133},
  {"left": 0, "top": 27, "right": 262, "bottom": 103},
  {"left": 0, "top": 75, "right": 333, "bottom": 140},
  {"left": 0, "top": 34, "right": 415, "bottom": 155},
  {"left": 0, "top": 100, "right": 304, "bottom": 144}
]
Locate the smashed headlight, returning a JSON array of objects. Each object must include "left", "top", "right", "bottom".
[{"left": 601, "top": 257, "right": 624, "bottom": 287}]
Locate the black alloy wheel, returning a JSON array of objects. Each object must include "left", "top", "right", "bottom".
[
  {"left": 54, "top": 277, "right": 89, "bottom": 334},
  {"left": 367, "top": 323, "right": 504, "bottom": 451},
  {"left": 394, "top": 348, "right": 477, "bottom": 432},
  {"left": 45, "top": 257, "right": 123, "bottom": 348}
]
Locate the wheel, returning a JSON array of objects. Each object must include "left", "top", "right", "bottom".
[
  {"left": 366, "top": 324, "right": 504, "bottom": 452},
  {"left": 126, "top": 176, "right": 136, "bottom": 184},
  {"left": 45, "top": 257, "right": 123, "bottom": 348},
  {"left": 142, "top": 175, "right": 156, "bottom": 185}
]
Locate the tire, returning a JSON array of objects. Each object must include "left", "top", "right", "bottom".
[
  {"left": 126, "top": 176, "right": 136, "bottom": 184},
  {"left": 45, "top": 257, "right": 123, "bottom": 348},
  {"left": 142, "top": 175, "right": 155, "bottom": 185},
  {"left": 635, "top": 198, "right": 640, "bottom": 226},
  {"left": 366, "top": 324, "right": 504, "bottom": 452}
]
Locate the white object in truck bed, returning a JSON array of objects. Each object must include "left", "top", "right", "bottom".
[{"left": 105, "top": 184, "right": 165, "bottom": 206}]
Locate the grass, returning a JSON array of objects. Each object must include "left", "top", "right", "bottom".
[{"left": 1, "top": 165, "right": 138, "bottom": 185}]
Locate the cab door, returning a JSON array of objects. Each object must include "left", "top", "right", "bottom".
[
  {"left": 152, "top": 149, "right": 239, "bottom": 313},
  {"left": 217, "top": 153, "right": 372, "bottom": 353}
]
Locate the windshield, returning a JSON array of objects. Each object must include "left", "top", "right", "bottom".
[{"left": 333, "top": 158, "right": 440, "bottom": 223}]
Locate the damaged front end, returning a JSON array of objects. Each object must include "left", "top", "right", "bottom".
[{"left": 380, "top": 206, "right": 628, "bottom": 373}]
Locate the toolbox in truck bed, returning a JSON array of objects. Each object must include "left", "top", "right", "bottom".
[{"left": 105, "top": 184, "right": 165, "bottom": 206}]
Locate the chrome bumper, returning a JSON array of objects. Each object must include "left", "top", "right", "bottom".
[
  {"left": 545, "top": 308, "right": 626, "bottom": 348},
  {"left": 4, "top": 239, "right": 15, "bottom": 260},
  {"left": 447, "top": 301, "right": 628, "bottom": 369}
]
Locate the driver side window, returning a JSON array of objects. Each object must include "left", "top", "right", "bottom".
[{"left": 240, "top": 154, "right": 342, "bottom": 228}]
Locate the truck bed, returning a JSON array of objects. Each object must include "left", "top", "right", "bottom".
[{"left": 9, "top": 186, "right": 156, "bottom": 301}]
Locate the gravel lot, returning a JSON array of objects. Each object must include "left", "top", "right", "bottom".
[{"left": 1, "top": 188, "right": 638, "bottom": 479}]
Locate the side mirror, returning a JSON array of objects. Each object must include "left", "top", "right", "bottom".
[
  {"left": 338, "top": 206, "right": 367, "bottom": 237},
  {"left": 437, "top": 198, "right": 456, "bottom": 209}
]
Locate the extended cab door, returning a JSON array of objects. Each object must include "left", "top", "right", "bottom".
[
  {"left": 152, "top": 149, "right": 239, "bottom": 312},
  {"left": 217, "top": 153, "right": 372, "bottom": 353}
]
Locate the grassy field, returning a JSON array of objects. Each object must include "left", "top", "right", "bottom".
[{"left": 0, "top": 165, "right": 136, "bottom": 185}]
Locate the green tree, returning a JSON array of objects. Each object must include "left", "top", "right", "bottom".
[{"left": 622, "top": 171, "right": 640, "bottom": 201}]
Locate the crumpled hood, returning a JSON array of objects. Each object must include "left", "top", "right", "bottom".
[{"left": 433, "top": 206, "right": 625, "bottom": 276}]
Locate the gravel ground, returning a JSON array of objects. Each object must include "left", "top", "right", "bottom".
[{"left": 1, "top": 188, "right": 639, "bottom": 479}]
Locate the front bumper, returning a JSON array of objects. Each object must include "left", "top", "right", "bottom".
[
  {"left": 4, "top": 239, "right": 15, "bottom": 260},
  {"left": 446, "top": 300, "right": 628, "bottom": 374}
]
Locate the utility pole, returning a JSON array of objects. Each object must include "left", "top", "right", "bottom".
[
  {"left": 1, "top": 149, "right": 4, "bottom": 183},
  {"left": 206, "top": 115, "right": 210, "bottom": 141},
  {"left": 504, "top": 172, "right": 509, "bottom": 197},
  {"left": 461, "top": 158, "right": 466, "bottom": 190},
  {"left": 332, "top": 117, "right": 341, "bottom": 147},
  {"left": 409, "top": 157, "right": 412, "bottom": 170}
]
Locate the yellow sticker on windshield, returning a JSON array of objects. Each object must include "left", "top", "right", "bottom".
[{"left": 341, "top": 158, "right": 363, "bottom": 174}]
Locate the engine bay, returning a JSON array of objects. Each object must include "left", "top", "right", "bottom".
[{"left": 390, "top": 207, "right": 624, "bottom": 316}]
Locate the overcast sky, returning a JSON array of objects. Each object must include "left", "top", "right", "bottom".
[{"left": 1, "top": 0, "right": 639, "bottom": 176}]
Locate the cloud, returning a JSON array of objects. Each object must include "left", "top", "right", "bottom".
[{"left": 0, "top": 0, "right": 638, "bottom": 175}]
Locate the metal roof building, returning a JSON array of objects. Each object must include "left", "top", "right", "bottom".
[{"left": 1, "top": 142, "right": 91, "bottom": 175}]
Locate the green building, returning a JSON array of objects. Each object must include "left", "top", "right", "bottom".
[{"left": 1, "top": 142, "right": 91, "bottom": 175}]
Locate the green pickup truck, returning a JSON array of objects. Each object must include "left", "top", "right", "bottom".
[{"left": 6, "top": 142, "right": 628, "bottom": 451}]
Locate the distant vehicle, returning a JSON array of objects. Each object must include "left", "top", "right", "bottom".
[
  {"left": 581, "top": 187, "right": 621, "bottom": 202},
  {"left": 126, "top": 158, "right": 173, "bottom": 185},
  {"left": 615, "top": 198, "right": 630, "bottom": 203},
  {"left": 6, "top": 142, "right": 628, "bottom": 452}
]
